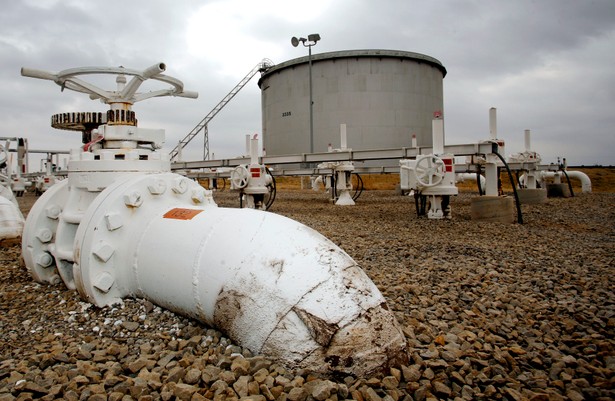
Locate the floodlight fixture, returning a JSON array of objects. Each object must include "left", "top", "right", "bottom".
[
  {"left": 290, "top": 33, "right": 321, "bottom": 154},
  {"left": 307, "top": 33, "right": 321, "bottom": 43},
  {"left": 291, "top": 37, "right": 303, "bottom": 47}
]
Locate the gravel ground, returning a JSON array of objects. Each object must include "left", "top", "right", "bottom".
[{"left": 1, "top": 189, "right": 614, "bottom": 401}]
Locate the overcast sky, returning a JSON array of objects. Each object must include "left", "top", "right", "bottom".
[{"left": 1, "top": 0, "right": 614, "bottom": 170}]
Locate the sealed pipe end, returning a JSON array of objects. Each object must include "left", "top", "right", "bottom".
[{"left": 263, "top": 301, "right": 408, "bottom": 377}]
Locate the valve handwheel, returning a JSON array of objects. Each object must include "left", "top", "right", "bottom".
[
  {"left": 231, "top": 166, "right": 250, "bottom": 189},
  {"left": 414, "top": 156, "right": 445, "bottom": 187},
  {"left": 21, "top": 62, "right": 198, "bottom": 145},
  {"left": 21, "top": 63, "right": 197, "bottom": 105}
]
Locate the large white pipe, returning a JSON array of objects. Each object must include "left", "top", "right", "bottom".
[
  {"left": 0, "top": 186, "right": 24, "bottom": 241},
  {"left": 456, "top": 173, "right": 486, "bottom": 189},
  {"left": 539, "top": 171, "right": 592, "bottom": 193},
  {"left": 64, "top": 173, "right": 407, "bottom": 376}
]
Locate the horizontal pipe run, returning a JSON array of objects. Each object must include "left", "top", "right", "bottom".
[
  {"left": 171, "top": 143, "right": 498, "bottom": 170},
  {"left": 456, "top": 173, "right": 486, "bottom": 188}
]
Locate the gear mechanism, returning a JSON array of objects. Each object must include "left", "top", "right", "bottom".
[{"left": 51, "top": 112, "right": 106, "bottom": 132}]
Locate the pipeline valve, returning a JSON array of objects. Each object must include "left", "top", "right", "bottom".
[
  {"left": 400, "top": 154, "right": 458, "bottom": 219},
  {"left": 230, "top": 163, "right": 275, "bottom": 210}
]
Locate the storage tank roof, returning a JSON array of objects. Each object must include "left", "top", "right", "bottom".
[{"left": 258, "top": 49, "right": 447, "bottom": 87}]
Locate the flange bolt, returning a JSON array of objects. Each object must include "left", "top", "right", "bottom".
[
  {"left": 45, "top": 205, "right": 62, "bottom": 220},
  {"left": 36, "top": 253, "right": 54, "bottom": 267},
  {"left": 124, "top": 191, "right": 143, "bottom": 207},
  {"left": 36, "top": 228, "right": 53, "bottom": 243},
  {"left": 172, "top": 177, "right": 189, "bottom": 194},
  {"left": 147, "top": 179, "right": 167, "bottom": 195}
]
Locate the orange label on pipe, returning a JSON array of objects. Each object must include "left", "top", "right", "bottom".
[{"left": 163, "top": 208, "right": 203, "bottom": 220}]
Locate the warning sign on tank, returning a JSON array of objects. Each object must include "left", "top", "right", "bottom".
[{"left": 163, "top": 208, "right": 203, "bottom": 220}]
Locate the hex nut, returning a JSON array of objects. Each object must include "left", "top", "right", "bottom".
[
  {"left": 191, "top": 187, "right": 206, "bottom": 203},
  {"left": 104, "top": 213, "right": 123, "bottom": 231},
  {"left": 93, "top": 272, "right": 115, "bottom": 293},
  {"left": 171, "top": 177, "right": 189, "bottom": 194},
  {"left": 124, "top": 191, "right": 143, "bottom": 207},
  {"left": 36, "top": 253, "right": 54, "bottom": 267},
  {"left": 93, "top": 242, "right": 115, "bottom": 262},
  {"left": 36, "top": 228, "right": 53, "bottom": 243},
  {"left": 45, "top": 205, "right": 62, "bottom": 220},
  {"left": 147, "top": 179, "right": 167, "bottom": 195}
]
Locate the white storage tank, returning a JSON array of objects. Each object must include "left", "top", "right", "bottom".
[{"left": 258, "top": 49, "right": 447, "bottom": 156}]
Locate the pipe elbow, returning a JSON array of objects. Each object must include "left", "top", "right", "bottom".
[
  {"left": 67, "top": 173, "right": 407, "bottom": 376},
  {"left": 566, "top": 171, "right": 592, "bottom": 193}
]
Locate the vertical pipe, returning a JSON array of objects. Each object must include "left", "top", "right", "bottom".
[
  {"left": 6, "top": 150, "right": 13, "bottom": 178},
  {"left": 432, "top": 118, "right": 444, "bottom": 155},
  {"left": 411, "top": 134, "right": 417, "bottom": 148},
  {"left": 250, "top": 138, "right": 258, "bottom": 164},
  {"left": 17, "top": 138, "right": 25, "bottom": 177},
  {"left": 340, "top": 124, "right": 347, "bottom": 150},
  {"left": 484, "top": 163, "right": 499, "bottom": 196},
  {"left": 46, "top": 154, "right": 52, "bottom": 175},
  {"left": 489, "top": 107, "right": 497, "bottom": 139},
  {"left": 524, "top": 129, "right": 531, "bottom": 152},
  {"left": 245, "top": 134, "right": 251, "bottom": 156},
  {"left": 25, "top": 138, "right": 29, "bottom": 174}
]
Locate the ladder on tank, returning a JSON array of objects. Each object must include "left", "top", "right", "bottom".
[{"left": 169, "top": 58, "right": 274, "bottom": 162}]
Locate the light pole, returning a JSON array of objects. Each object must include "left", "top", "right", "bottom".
[{"left": 291, "top": 33, "right": 320, "bottom": 154}]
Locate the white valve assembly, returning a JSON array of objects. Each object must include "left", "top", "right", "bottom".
[
  {"left": 400, "top": 155, "right": 457, "bottom": 218},
  {"left": 317, "top": 124, "right": 362, "bottom": 205},
  {"left": 20, "top": 63, "right": 407, "bottom": 376},
  {"left": 318, "top": 161, "right": 357, "bottom": 205},
  {"left": 400, "top": 113, "right": 458, "bottom": 219},
  {"left": 230, "top": 136, "right": 275, "bottom": 210}
]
